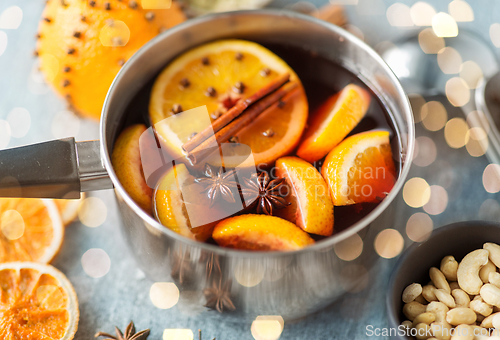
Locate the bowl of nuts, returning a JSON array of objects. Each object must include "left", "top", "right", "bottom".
[{"left": 387, "top": 221, "right": 500, "bottom": 339}]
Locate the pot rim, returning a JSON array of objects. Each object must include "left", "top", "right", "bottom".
[{"left": 100, "top": 9, "right": 415, "bottom": 258}]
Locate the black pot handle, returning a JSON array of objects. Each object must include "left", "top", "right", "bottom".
[{"left": 0, "top": 138, "right": 112, "bottom": 199}]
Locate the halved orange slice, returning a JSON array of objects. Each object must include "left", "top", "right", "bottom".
[
  {"left": 212, "top": 214, "right": 315, "bottom": 251},
  {"left": 0, "top": 198, "right": 64, "bottom": 263},
  {"left": 112, "top": 124, "right": 154, "bottom": 214},
  {"left": 297, "top": 84, "right": 371, "bottom": 163},
  {"left": 275, "top": 156, "right": 334, "bottom": 236},
  {"left": 149, "top": 39, "right": 308, "bottom": 167},
  {"left": 321, "top": 130, "right": 396, "bottom": 206},
  {"left": 0, "top": 261, "right": 79, "bottom": 339},
  {"left": 54, "top": 193, "right": 85, "bottom": 226}
]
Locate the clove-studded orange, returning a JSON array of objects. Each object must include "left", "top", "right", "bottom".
[{"left": 37, "top": 0, "right": 185, "bottom": 120}]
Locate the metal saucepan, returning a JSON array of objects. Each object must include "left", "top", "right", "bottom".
[{"left": 0, "top": 10, "right": 414, "bottom": 320}]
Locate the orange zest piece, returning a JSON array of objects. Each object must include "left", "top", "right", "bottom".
[
  {"left": 212, "top": 214, "right": 315, "bottom": 251},
  {"left": 149, "top": 39, "right": 308, "bottom": 167},
  {"left": 0, "top": 262, "right": 79, "bottom": 340},
  {"left": 275, "top": 156, "right": 334, "bottom": 236},
  {"left": 0, "top": 198, "right": 64, "bottom": 263},
  {"left": 297, "top": 84, "right": 371, "bottom": 163},
  {"left": 321, "top": 130, "right": 396, "bottom": 206},
  {"left": 112, "top": 124, "right": 154, "bottom": 214}
]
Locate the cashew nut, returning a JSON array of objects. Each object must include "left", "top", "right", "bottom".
[
  {"left": 480, "top": 260, "right": 497, "bottom": 284},
  {"left": 441, "top": 256, "right": 459, "bottom": 282},
  {"left": 427, "top": 301, "right": 450, "bottom": 323},
  {"left": 435, "top": 289, "right": 456, "bottom": 308},
  {"left": 415, "top": 322, "right": 434, "bottom": 340},
  {"left": 457, "top": 249, "right": 489, "bottom": 295},
  {"left": 431, "top": 267, "right": 452, "bottom": 294},
  {"left": 449, "top": 282, "right": 460, "bottom": 291},
  {"left": 493, "top": 313, "right": 500, "bottom": 329},
  {"left": 446, "top": 307, "right": 476, "bottom": 326},
  {"left": 484, "top": 243, "right": 500, "bottom": 268},
  {"left": 413, "top": 312, "right": 437, "bottom": 327},
  {"left": 450, "top": 324, "right": 473, "bottom": 340},
  {"left": 404, "top": 301, "right": 428, "bottom": 321},
  {"left": 480, "top": 312, "right": 500, "bottom": 328},
  {"left": 451, "top": 289, "right": 470, "bottom": 308},
  {"left": 481, "top": 283, "right": 500, "bottom": 307},
  {"left": 403, "top": 283, "right": 424, "bottom": 303},
  {"left": 470, "top": 295, "right": 493, "bottom": 317},
  {"left": 431, "top": 321, "right": 452, "bottom": 340},
  {"left": 423, "top": 285, "right": 439, "bottom": 302},
  {"left": 490, "top": 272, "right": 500, "bottom": 288}
]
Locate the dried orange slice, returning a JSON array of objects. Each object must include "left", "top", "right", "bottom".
[
  {"left": 212, "top": 214, "right": 314, "bottom": 251},
  {"left": 149, "top": 39, "right": 308, "bottom": 167},
  {"left": 154, "top": 164, "right": 234, "bottom": 241},
  {"left": 297, "top": 84, "right": 371, "bottom": 163},
  {"left": 321, "top": 130, "right": 396, "bottom": 206},
  {"left": 112, "top": 124, "right": 154, "bottom": 214},
  {"left": 37, "top": 0, "right": 186, "bottom": 119},
  {"left": 275, "top": 156, "right": 334, "bottom": 236},
  {"left": 0, "top": 261, "right": 79, "bottom": 340},
  {"left": 54, "top": 193, "right": 85, "bottom": 226},
  {"left": 0, "top": 198, "right": 64, "bottom": 263}
]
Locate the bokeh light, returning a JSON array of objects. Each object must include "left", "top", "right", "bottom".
[
  {"left": 78, "top": 197, "right": 107, "bottom": 228},
  {"left": 356, "top": 0, "right": 385, "bottom": 16},
  {"left": 445, "top": 77, "right": 470, "bottom": 107},
  {"left": 386, "top": 3, "right": 414, "bottom": 27},
  {"left": 162, "top": 329, "right": 193, "bottom": 340},
  {"left": 0, "top": 119, "right": 11, "bottom": 149},
  {"left": 459, "top": 61, "right": 483, "bottom": 89},
  {"left": 141, "top": 0, "right": 172, "bottom": 9},
  {"left": 466, "top": 127, "right": 489, "bottom": 157},
  {"left": 374, "top": 229, "right": 404, "bottom": 258},
  {"left": 421, "top": 101, "right": 448, "bottom": 131},
  {"left": 251, "top": 316, "right": 284, "bottom": 340},
  {"left": 0, "top": 6, "right": 23, "bottom": 29},
  {"left": 483, "top": 164, "right": 500, "bottom": 193},
  {"left": 1, "top": 209, "right": 25, "bottom": 240},
  {"left": 448, "top": 0, "right": 474, "bottom": 22},
  {"left": 334, "top": 234, "right": 363, "bottom": 261},
  {"left": 444, "top": 118, "right": 468, "bottom": 148},
  {"left": 7, "top": 107, "right": 30, "bottom": 138},
  {"left": 432, "top": 12, "right": 458, "bottom": 37},
  {"left": 467, "top": 110, "right": 490, "bottom": 134},
  {"left": 418, "top": 28, "right": 445, "bottom": 54},
  {"left": 0, "top": 31, "right": 7, "bottom": 57},
  {"left": 403, "top": 177, "right": 431, "bottom": 208},
  {"left": 413, "top": 136, "right": 436, "bottom": 167},
  {"left": 408, "top": 93, "right": 426, "bottom": 123},
  {"left": 235, "top": 262, "right": 265, "bottom": 287},
  {"left": 99, "top": 20, "right": 131, "bottom": 47},
  {"left": 490, "top": 24, "right": 500, "bottom": 47},
  {"left": 437, "top": 47, "right": 462, "bottom": 74},
  {"left": 81, "top": 248, "right": 111, "bottom": 278},
  {"left": 410, "top": 2, "right": 436, "bottom": 26},
  {"left": 340, "top": 264, "right": 369, "bottom": 292},
  {"left": 423, "top": 185, "right": 448, "bottom": 215},
  {"left": 479, "top": 199, "right": 500, "bottom": 221},
  {"left": 51, "top": 110, "right": 81, "bottom": 139},
  {"left": 406, "top": 212, "right": 433, "bottom": 242},
  {"left": 150, "top": 282, "right": 179, "bottom": 309}
]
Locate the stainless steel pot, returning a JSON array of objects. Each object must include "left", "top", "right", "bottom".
[{"left": 0, "top": 10, "right": 414, "bottom": 320}]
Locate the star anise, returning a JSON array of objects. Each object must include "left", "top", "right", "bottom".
[
  {"left": 95, "top": 321, "right": 150, "bottom": 340},
  {"left": 241, "top": 172, "right": 289, "bottom": 215},
  {"left": 195, "top": 164, "right": 238, "bottom": 207},
  {"left": 203, "top": 278, "right": 235, "bottom": 313},
  {"left": 170, "top": 247, "right": 193, "bottom": 285}
]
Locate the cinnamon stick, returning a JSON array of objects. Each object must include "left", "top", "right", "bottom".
[
  {"left": 187, "top": 82, "right": 300, "bottom": 165},
  {"left": 182, "top": 73, "right": 290, "bottom": 154}
]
